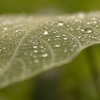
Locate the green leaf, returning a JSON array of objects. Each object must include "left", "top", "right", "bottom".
[{"left": 0, "top": 12, "right": 100, "bottom": 89}]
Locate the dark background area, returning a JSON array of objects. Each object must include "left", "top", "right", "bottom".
[{"left": 0, "top": 0, "right": 100, "bottom": 14}]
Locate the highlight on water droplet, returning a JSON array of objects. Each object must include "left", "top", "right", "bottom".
[
  {"left": 55, "top": 44, "right": 60, "bottom": 47},
  {"left": 84, "top": 26, "right": 93, "bottom": 33},
  {"left": 63, "top": 37, "right": 67, "bottom": 40},
  {"left": 41, "top": 53, "right": 48, "bottom": 57},
  {"left": 3, "top": 27, "right": 8, "bottom": 31},
  {"left": 57, "top": 21, "right": 64, "bottom": 27},
  {"left": 43, "top": 30, "right": 48, "bottom": 35},
  {"left": 34, "top": 50, "right": 38, "bottom": 53}
]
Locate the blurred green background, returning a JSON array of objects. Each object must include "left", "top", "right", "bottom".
[
  {"left": 0, "top": 0, "right": 100, "bottom": 14},
  {"left": 0, "top": 0, "right": 100, "bottom": 100}
]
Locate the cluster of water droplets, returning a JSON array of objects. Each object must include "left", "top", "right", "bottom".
[
  {"left": 56, "top": 13, "right": 100, "bottom": 47},
  {"left": 0, "top": 15, "right": 39, "bottom": 86},
  {"left": 32, "top": 23, "right": 80, "bottom": 64},
  {"left": 0, "top": 12, "right": 100, "bottom": 88}
]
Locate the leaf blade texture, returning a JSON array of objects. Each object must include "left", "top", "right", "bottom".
[{"left": 0, "top": 12, "right": 100, "bottom": 89}]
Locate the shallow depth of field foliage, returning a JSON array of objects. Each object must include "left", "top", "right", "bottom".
[{"left": 0, "top": 0, "right": 100, "bottom": 100}]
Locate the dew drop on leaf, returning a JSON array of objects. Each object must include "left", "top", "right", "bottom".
[
  {"left": 55, "top": 44, "right": 60, "bottom": 47},
  {"left": 41, "top": 53, "right": 48, "bottom": 57},
  {"left": 3, "top": 27, "right": 8, "bottom": 31},
  {"left": 34, "top": 50, "right": 38, "bottom": 53},
  {"left": 34, "top": 59, "right": 39, "bottom": 63},
  {"left": 64, "top": 49, "right": 67, "bottom": 53},
  {"left": 63, "top": 37, "right": 67, "bottom": 40},
  {"left": 57, "top": 21, "right": 64, "bottom": 27},
  {"left": 84, "top": 26, "right": 93, "bottom": 33},
  {"left": 33, "top": 46, "right": 38, "bottom": 48},
  {"left": 43, "top": 30, "right": 48, "bottom": 35}
]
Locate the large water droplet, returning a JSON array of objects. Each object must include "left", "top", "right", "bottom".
[
  {"left": 84, "top": 26, "right": 93, "bottom": 33},
  {"left": 34, "top": 59, "right": 39, "bottom": 63}
]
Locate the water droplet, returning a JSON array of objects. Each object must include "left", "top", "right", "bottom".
[
  {"left": 31, "top": 36, "right": 33, "bottom": 39},
  {"left": 42, "top": 53, "right": 48, "bottom": 57},
  {"left": 43, "top": 31, "right": 48, "bottom": 35},
  {"left": 3, "top": 27, "right": 8, "bottom": 31},
  {"left": 3, "top": 47, "right": 6, "bottom": 50},
  {"left": 56, "top": 35, "right": 60, "bottom": 38},
  {"left": 55, "top": 44, "right": 60, "bottom": 47},
  {"left": 96, "top": 25, "right": 98, "bottom": 27},
  {"left": 57, "top": 21, "right": 64, "bottom": 26},
  {"left": 84, "top": 26, "right": 93, "bottom": 33},
  {"left": 63, "top": 37, "right": 67, "bottom": 40},
  {"left": 64, "top": 49, "right": 67, "bottom": 53},
  {"left": 70, "top": 27, "right": 74, "bottom": 31},
  {"left": 24, "top": 44, "right": 27, "bottom": 46},
  {"left": 92, "top": 17, "right": 96, "bottom": 20},
  {"left": 78, "top": 13, "right": 84, "bottom": 19},
  {"left": 34, "top": 59, "right": 39, "bottom": 63},
  {"left": 78, "top": 36, "right": 81, "bottom": 39},
  {"left": 30, "top": 53, "right": 33, "bottom": 56},
  {"left": 40, "top": 46, "right": 43, "bottom": 48},
  {"left": 73, "top": 45, "right": 77, "bottom": 48},
  {"left": 34, "top": 50, "right": 38, "bottom": 53},
  {"left": 0, "top": 68, "right": 2, "bottom": 72},
  {"left": 71, "top": 49, "right": 74, "bottom": 51},
  {"left": 87, "top": 22, "right": 91, "bottom": 25},
  {"left": 15, "top": 29, "right": 19, "bottom": 32},
  {"left": 33, "top": 46, "right": 37, "bottom": 48},
  {"left": 47, "top": 38, "right": 50, "bottom": 41},
  {"left": 1, "top": 36, "right": 4, "bottom": 38},
  {"left": 81, "top": 28, "right": 84, "bottom": 32},
  {"left": 93, "top": 21, "right": 97, "bottom": 24}
]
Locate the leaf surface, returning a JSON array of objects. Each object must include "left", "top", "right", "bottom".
[{"left": 0, "top": 12, "right": 100, "bottom": 89}]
